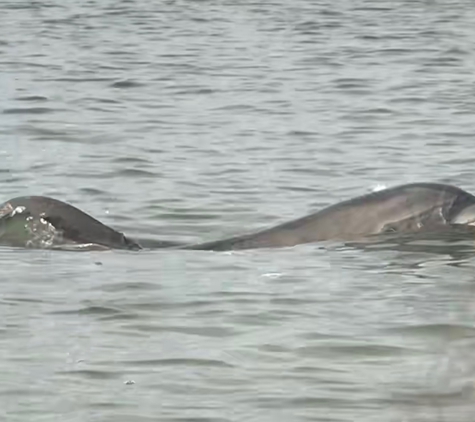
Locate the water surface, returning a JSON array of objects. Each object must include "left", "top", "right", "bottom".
[{"left": 2, "top": 0, "right": 475, "bottom": 420}]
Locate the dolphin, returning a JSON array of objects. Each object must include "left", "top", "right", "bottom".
[
  {"left": 186, "top": 183, "right": 475, "bottom": 250},
  {"left": 0, "top": 196, "right": 141, "bottom": 250},
  {"left": 2, "top": 183, "right": 475, "bottom": 251}
]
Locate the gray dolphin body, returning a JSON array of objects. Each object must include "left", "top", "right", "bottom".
[
  {"left": 0, "top": 196, "right": 141, "bottom": 250},
  {"left": 186, "top": 183, "right": 475, "bottom": 250},
  {"left": 2, "top": 183, "right": 475, "bottom": 251}
]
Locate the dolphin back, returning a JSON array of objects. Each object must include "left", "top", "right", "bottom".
[
  {"left": 0, "top": 196, "right": 141, "bottom": 250},
  {"left": 3, "top": 182, "right": 475, "bottom": 252},
  {"left": 187, "top": 183, "right": 475, "bottom": 251}
]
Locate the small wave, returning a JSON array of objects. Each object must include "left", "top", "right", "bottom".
[
  {"left": 110, "top": 80, "right": 144, "bottom": 88},
  {"left": 3, "top": 107, "right": 56, "bottom": 114},
  {"left": 15, "top": 95, "right": 48, "bottom": 102}
]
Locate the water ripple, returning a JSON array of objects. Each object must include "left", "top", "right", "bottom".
[{"left": 2, "top": 0, "right": 475, "bottom": 421}]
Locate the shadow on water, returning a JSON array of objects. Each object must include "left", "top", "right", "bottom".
[
  {"left": 342, "top": 230, "right": 475, "bottom": 262},
  {"left": 135, "top": 229, "right": 475, "bottom": 262}
]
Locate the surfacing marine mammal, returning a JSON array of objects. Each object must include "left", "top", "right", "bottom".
[
  {"left": 186, "top": 183, "right": 475, "bottom": 250},
  {"left": 2, "top": 183, "right": 475, "bottom": 251},
  {"left": 0, "top": 196, "right": 141, "bottom": 250}
]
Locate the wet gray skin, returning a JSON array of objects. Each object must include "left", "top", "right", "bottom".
[
  {"left": 186, "top": 183, "right": 475, "bottom": 250},
  {"left": 0, "top": 196, "right": 140, "bottom": 251},
  {"left": 2, "top": 183, "right": 475, "bottom": 251}
]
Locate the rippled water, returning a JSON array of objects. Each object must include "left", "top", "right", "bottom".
[{"left": 2, "top": 0, "right": 475, "bottom": 420}]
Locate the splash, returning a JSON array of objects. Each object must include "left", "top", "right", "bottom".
[
  {"left": 371, "top": 184, "right": 387, "bottom": 192},
  {"left": 24, "top": 214, "right": 62, "bottom": 249}
]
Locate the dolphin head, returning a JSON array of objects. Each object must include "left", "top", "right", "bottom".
[{"left": 450, "top": 204, "right": 475, "bottom": 225}]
